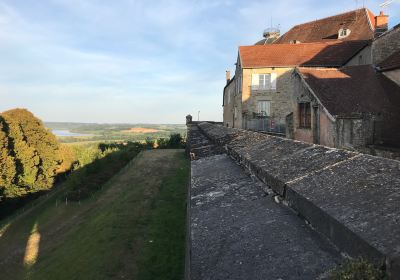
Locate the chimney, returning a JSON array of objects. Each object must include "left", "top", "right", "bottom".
[
  {"left": 226, "top": 70, "right": 231, "bottom": 84},
  {"left": 375, "top": 11, "right": 389, "bottom": 36}
]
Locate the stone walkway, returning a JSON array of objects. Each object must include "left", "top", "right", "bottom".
[{"left": 190, "top": 154, "right": 342, "bottom": 280}]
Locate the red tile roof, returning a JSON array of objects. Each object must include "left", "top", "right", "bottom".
[
  {"left": 275, "top": 8, "right": 375, "bottom": 44},
  {"left": 297, "top": 65, "right": 400, "bottom": 116},
  {"left": 239, "top": 41, "right": 368, "bottom": 68},
  {"left": 378, "top": 50, "right": 400, "bottom": 71}
]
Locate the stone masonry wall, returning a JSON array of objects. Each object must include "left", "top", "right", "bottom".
[
  {"left": 223, "top": 80, "right": 236, "bottom": 128},
  {"left": 194, "top": 122, "right": 400, "bottom": 279},
  {"left": 241, "top": 67, "right": 294, "bottom": 126}
]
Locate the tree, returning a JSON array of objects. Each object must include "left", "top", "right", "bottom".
[
  {"left": 1, "top": 109, "right": 61, "bottom": 197},
  {"left": 0, "top": 116, "right": 17, "bottom": 199}
]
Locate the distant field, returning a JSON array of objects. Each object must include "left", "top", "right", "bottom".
[
  {"left": 0, "top": 149, "right": 189, "bottom": 279},
  {"left": 45, "top": 122, "right": 187, "bottom": 143},
  {"left": 122, "top": 127, "right": 162, "bottom": 133}
]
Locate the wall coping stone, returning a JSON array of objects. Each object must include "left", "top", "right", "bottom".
[{"left": 193, "top": 122, "right": 400, "bottom": 278}]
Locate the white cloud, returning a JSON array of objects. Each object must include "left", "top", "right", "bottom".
[{"left": 0, "top": 0, "right": 399, "bottom": 123}]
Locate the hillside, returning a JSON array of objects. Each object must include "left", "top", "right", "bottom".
[{"left": 0, "top": 149, "right": 189, "bottom": 280}]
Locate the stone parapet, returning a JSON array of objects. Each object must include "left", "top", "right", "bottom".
[{"left": 193, "top": 122, "right": 400, "bottom": 278}]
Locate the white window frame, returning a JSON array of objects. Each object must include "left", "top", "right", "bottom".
[
  {"left": 257, "top": 101, "right": 271, "bottom": 116},
  {"left": 252, "top": 73, "right": 277, "bottom": 90}
]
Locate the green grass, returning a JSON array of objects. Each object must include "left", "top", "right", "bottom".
[
  {"left": 136, "top": 159, "right": 188, "bottom": 280},
  {"left": 0, "top": 149, "right": 189, "bottom": 280}
]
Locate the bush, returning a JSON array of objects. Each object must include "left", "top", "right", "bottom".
[
  {"left": 65, "top": 143, "right": 141, "bottom": 201},
  {"left": 330, "top": 258, "right": 388, "bottom": 280},
  {"left": 156, "top": 133, "right": 185, "bottom": 149},
  {"left": 145, "top": 137, "right": 155, "bottom": 149},
  {"left": 168, "top": 133, "right": 184, "bottom": 148}
]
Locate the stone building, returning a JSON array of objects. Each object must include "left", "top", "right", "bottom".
[
  {"left": 222, "top": 72, "right": 240, "bottom": 128},
  {"left": 223, "top": 41, "right": 368, "bottom": 130},
  {"left": 289, "top": 65, "right": 400, "bottom": 149},
  {"left": 223, "top": 8, "right": 389, "bottom": 132}
]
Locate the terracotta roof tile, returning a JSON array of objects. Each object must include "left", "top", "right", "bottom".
[
  {"left": 275, "top": 8, "right": 374, "bottom": 44},
  {"left": 378, "top": 49, "right": 400, "bottom": 71},
  {"left": 239, "top": 41, "right": 368, "bottom": 68}
]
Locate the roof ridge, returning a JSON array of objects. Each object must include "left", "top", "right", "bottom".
[
  {"left": 290, "top": 8, "right": 369, "bottom": 29},
  {"left": 240, "top": 40, "right": 367, "bottom": 48},
  {"left": 298, "top": 64, "right": 373, "bottom": 71}
]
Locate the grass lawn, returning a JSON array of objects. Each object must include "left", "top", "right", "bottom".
[{"left": 0, "top": 149, "right": 189, "bottom": 280}]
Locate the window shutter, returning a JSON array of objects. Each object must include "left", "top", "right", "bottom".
[
  {"left": 251, "top": 74, "right": 259, "bottom": 86},
  {"left": 266, "top": 101, "right": 271, "bottom": 116},
  {"left": 271, "top": 73, "right": 277, "bottom": 89}
]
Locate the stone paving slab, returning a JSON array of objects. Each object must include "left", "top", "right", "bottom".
[
  {"left": 192, "top": 122, "right": 400, "bottom": 278},
  {"left": 187, "top": 125, "right": 224, "bottom": 159},
  {"left": 198, "top": 122, "right": 241, "bottom": 145},
  {"left": 286, "top": 155, "right": 400, "bottom": 276},
  {"left": 230, "top": 141, "right": 356, "bottom": 195},
  {"left": 190, "top": 154, "right": 342, "bottom": 280}
]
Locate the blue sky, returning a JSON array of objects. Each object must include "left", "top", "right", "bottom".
[{"left": 0, "top": 0, "right": 399, "bottom": 123}]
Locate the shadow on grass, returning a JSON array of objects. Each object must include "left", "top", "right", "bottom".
[
  {"left": 0, "top": 135, "right": 187, "bottom": 279},
  {"left": 0, "top": 141, "right": 143, "bottom": 278}
]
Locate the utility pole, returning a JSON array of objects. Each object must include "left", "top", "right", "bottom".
[{"left": 198, "top": 111, "right": 200, "bottom": 121}]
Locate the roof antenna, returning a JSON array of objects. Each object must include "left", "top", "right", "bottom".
[{"left": 380, "top": 0, "right": 394, "bottom": 12}]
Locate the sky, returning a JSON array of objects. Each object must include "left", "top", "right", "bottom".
[{"left": 0, "top": 0, "right": 399, "bottom": 124}]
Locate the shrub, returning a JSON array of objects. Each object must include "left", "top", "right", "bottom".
[
  {"left": 65, "top": 143, "right": 141, "bottom": 201},
  {"left": 168, "top": 133, "right": 183, "bottom": 148},
  {"left": 330, "top": 258, "right": 388, "bottom": 280},
  {"left": 145, "top": 137, "right": 155, "bottom": 149},
  {"left": 156, "top": 134, "right": 185, "bottom": 149}
]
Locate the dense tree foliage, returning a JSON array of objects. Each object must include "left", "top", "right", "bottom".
[
  {"left": 0, "top": 116, "right": 17, "bottom": 197},
  {"left": 0, "top": 109, "right": 62, "bottom": 199}
]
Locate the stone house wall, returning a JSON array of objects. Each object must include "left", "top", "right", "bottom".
[
  {"left": 241, "top": 67, "right": 294, "bottom": 128},
  {"left": 290, "top": 73, "right": 380, "bottom": 149},
  {"left": 345, "top": 45, "right": 372, "bottom": 66},
  {"left": 336, "top": 114, "right": 378, "bottom": 149},
  {"left": 223, "top": 80, "right": 236, "bottom": 128}
]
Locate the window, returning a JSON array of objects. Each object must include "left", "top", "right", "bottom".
[
  {"left": 251, "top": 73, "right": 277, "bottom": 90},
  {"left": 234, "top": 107, "right": 238, "bottom": 119},
  {"left": 299, "top": 102, "right": 311, "bottom": 128},
  {"left": 338, "top": 28, "right": 351, "bottom": 39},
  {"left": 257, "top": 101, "right": 270, "bottom": 116},
  {"left": 259, "top": 74, "right": 271, "bottom": 89},
  {"left": 227, "top": 90, "right": 231, "bottom": 105}
]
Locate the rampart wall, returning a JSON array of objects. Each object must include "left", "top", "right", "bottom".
[{"left": 191, "top": 122, "right": 400, "bottom": 278}]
